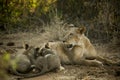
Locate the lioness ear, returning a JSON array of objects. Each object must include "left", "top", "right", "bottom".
[{"left": 77, "top": 27, "right": 86, "bottom": 34}]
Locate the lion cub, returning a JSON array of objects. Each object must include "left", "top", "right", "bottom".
[
  {"left": 36, "top": 47, "right": 64, "bottom": 72},
  {"left": 7, "top": 44, "right": 38, "bottom": 76},
  {"left": 22, "top": 48, "right": 64, "bottom": 78}
]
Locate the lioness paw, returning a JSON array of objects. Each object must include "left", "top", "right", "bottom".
[{"left": 95, "top": 60, "right": 104, "bottom": 66}]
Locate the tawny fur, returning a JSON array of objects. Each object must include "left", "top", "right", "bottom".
[
  {"left": 45, "top": 27, "right": 119, "bottom": 66},
  {"left": 63, "top": 27, "right": 119, "bottom": 66}
]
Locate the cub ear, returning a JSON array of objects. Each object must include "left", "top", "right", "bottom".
[
  {"left": 36, "top": 47, "right": 40, "bottom": 51},
  {"left": 25, "top": 44, "right": 29, "bottom": 50},
  {"left": 76, "top": 27, "right": 86, "bottom": 34},
  {"left": 45, "top": 43, "right": 49, "bottom": 49}
]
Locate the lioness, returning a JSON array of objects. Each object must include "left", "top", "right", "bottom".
[
  {"left": 63, "top": 26, "right": 119, "bottom": 66},
  {"left": 45, "top": 27, "right": 120, "bottom": 66}
]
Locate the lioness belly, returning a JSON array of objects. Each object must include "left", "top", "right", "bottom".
[{"left": 58, "top": 52, "right": 71, "bottom": 64}]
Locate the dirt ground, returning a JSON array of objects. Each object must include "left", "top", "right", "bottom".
[{"left": 0, "top": 32, "right": 120, "bottom": 80}]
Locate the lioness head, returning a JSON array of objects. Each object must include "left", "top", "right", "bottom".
[{"left": 63, "top": 27, "right": 86, "bottom": 46}]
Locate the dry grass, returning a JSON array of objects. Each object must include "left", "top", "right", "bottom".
[
  {"left": 42, "top": 23, "right": 67, "bottom": 41},
  {"left": 25, "top": 16, "right": 68, "bottom": 46}
]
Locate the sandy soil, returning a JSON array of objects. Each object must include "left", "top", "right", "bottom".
[
  {"left": 0, "top": 32, "right": 120, "bottom": 80},
  {"left": 21, "top": 65, "right": 120, "bottom": 80}
]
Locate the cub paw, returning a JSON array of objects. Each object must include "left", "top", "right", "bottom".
[{"left": 56, "top": 66, "right": 65, "bottom": 72}]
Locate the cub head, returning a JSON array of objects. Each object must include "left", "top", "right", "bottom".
[
  {"left": 44, "top": 41, "right": 58, "bottom": 49},
  {"left": 63, "top": 27, "right": 86, "bottom": 46},
  {"left": 23, "top": 44, "right": 40, "bottom": 59}
]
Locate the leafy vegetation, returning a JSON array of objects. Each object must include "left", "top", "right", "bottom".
[
  {"left": 0, "top": 0, "right": 119, "bottom": 42},
  {"left": 0, "top": 53, "right": 10, "bottom": 80}
]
